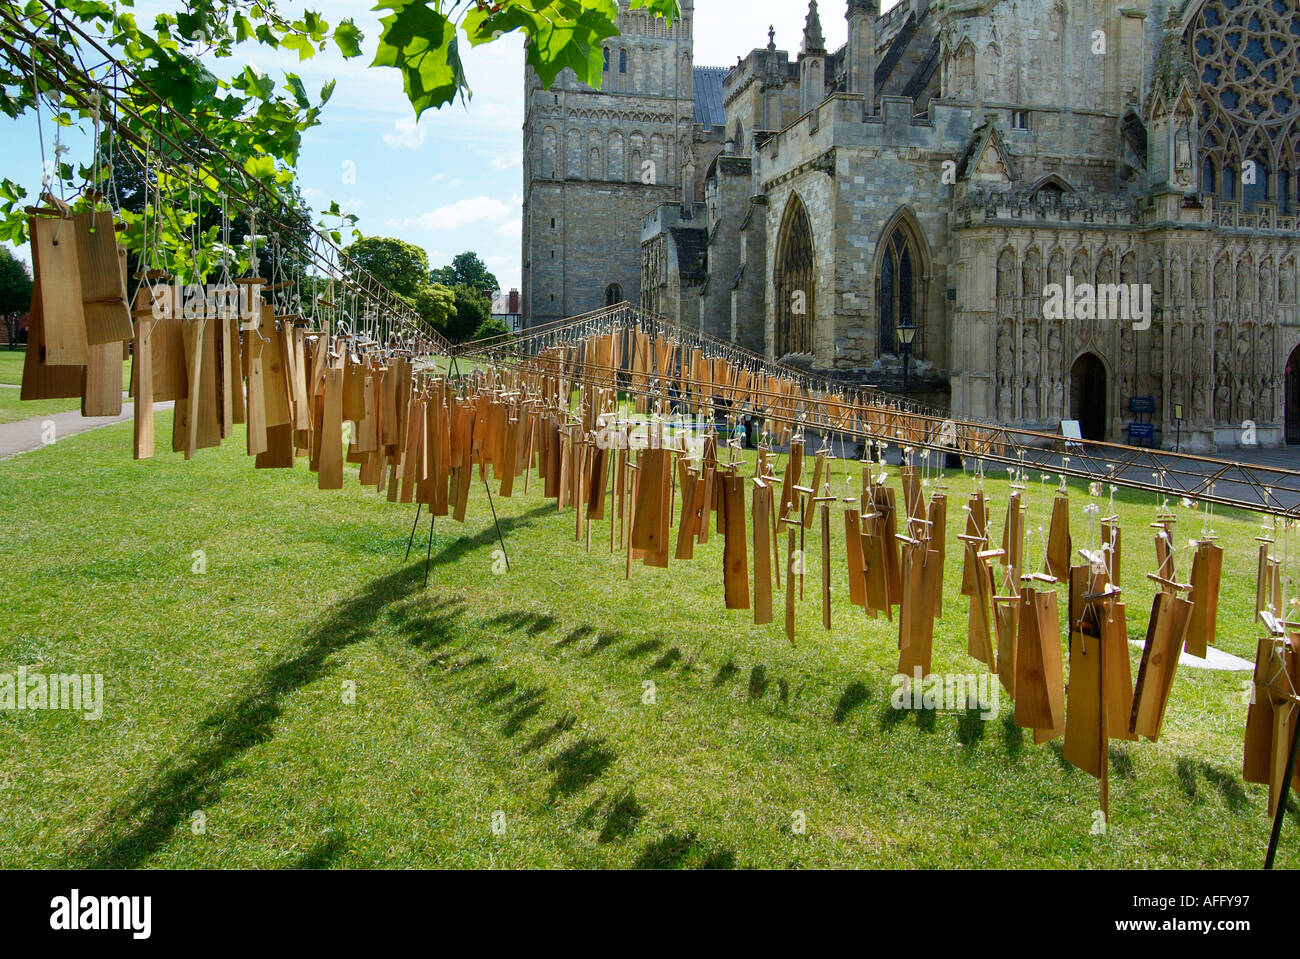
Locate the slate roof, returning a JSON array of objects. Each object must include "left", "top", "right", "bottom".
[{"left": 693, "top": 66, "right": 728, "bottom": 127}]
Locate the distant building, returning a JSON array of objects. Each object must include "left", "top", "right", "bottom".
[
  {"left": 523, "top": 0, "right": 1300, "bottom": 453},
  {"left": 491, "top": 288, "right": 523, "bottom": 333}
]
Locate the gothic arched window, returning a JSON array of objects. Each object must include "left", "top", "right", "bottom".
[
  {"left": 619, "top": 49, "right": 628, "bottom": 74},
  {"left": 1243, "top": 155, "right": 1269, "bottom": 210},
  {"left": 877, "top": 225, "right": 923, "bottom": 357},
  {"left": 1189, "top": 0, "right": 1299, "bottom": 206},
  {"left": 605, "top": 283, "right": 624, "bottom": 307},
  {"left": 1202, "top": 157, "right": 1217, "bottom": 195},
  {"left": 774, "top": 195, "right": 815, "bottom": 358}
]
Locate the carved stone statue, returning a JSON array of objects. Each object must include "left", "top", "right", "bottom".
[
  {"left": 1213, "top": 365, "right": 1231, "bottom": 423},
  {"left": 996, "top": 327, "right": 1013, "bottom": 383},
  {"left": 1192, "top": 375, "right": 1209, "bottom": 421},
  {"left": 1048, "top": 377, "right": 1065, "bottom": 421},
  {"left": 1047, "top": 324, "right": 1062, "bottom": 371},
  {"left": 1259, "top": 376, "right": 1274, "bottom": 423},
  {"left": 1021, "top": 326, "right": 1040, "bottom": 380},
  {"left": 1023, "top": 374, "right": 1040, "bottom": 421}
]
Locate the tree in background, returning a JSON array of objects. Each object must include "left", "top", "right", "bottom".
[
  {"left": 472, "top": 316, "right": 512, "bottom": 342},
  {"left": 441, "top": 283, "right": 491, "bottom": 343},
  {"left": 414, "top": 283, "right": 457, "bottom": 332},
  {"left": 431, "top": 252, "right": 500, "bottom": 297},
  {"left": 0, "top": 247, "right": 32, "bottom": 349},
  {"left": 344, "top": 236, "right": 430, "bottom": 300}
]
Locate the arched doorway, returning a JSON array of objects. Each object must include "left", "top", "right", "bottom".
[
  {"left": 605, "top": 283, "right": 623, "bottom": 307},
  {"left": 1287, "top": 345, "right": 1300, "bottom": 445},
  {"left": 1070, "top": 353, "right": 1107, "bottom": 441},
  {"left": 774, "top": 194, "right": 815, "bottom": 358}
]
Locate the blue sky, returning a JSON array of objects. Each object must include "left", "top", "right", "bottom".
[{"left": 1, "top": 1, "right": 866, "bottom": 292}]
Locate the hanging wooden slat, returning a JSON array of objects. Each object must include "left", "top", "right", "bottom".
[
  {"left": 1013, "top": 587, "right": 1065, "bottom": 735},
  {"left": 1185, "top": 541, "right": 1224, "bottom": 658},
  {"left": 1045, "top": 493, "right": 1071, "bottom": 580},
  {"left": 81, "top": 341, "right": 122, "bottom": 417},
  {"left": 966, "top": 546, "right": 998, "bottom": 671},
  {"left": 30, "top": 216, "right": 88, "bottom": 366},
  {"left": 722, "top": 471, "right": 749, "bottom": 610},
  {"left": 753, "top": 482, "right": 774, "bottom": 625},
  {"left": 844, "top": 508, "right": 867, "bottom": 608},
  {"left": 318, "top": 367, "right": 344, "bottom": 490},
  {"left": 20, "top": 275, "right": 84, "bottom": 400},
  {"left": 1130, "top": 591, "right": 1194, "bottom": 742},
  {"left": 72, "top": 211, "right": 133, "bottom": 345}
]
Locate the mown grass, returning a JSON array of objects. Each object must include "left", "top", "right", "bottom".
[
  {"left": 0, "top": 348, "right": 131, "bottom": 390},
  {"left": 0, "top": 414, "right": 1294, "bottom": 869}
]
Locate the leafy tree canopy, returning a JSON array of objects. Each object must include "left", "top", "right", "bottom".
[
  {"left": 0, "top": 245, "right": 32, "bottom": 316},
  {"left": 344, "top": 236, "right": 429, "bottom": 300},
  {"left": 431, "top": 251, "right": 499, "bottom": 296},
  {"left": 0, "top": 0, "right": 678, "bottom": 312},
  {"left": 441, "top": 282, "right": 491, "bottom": 343},
  {"left": 414, "top": 282, "right": 457, "bottom": 331}
]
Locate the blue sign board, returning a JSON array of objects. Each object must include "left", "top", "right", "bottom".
[
  {"left": 1127, "top": 423, "right": 1155, "bottom": 441},
  {"left": 1129, "top": 396, "right": 1156, "bottom": 415}
]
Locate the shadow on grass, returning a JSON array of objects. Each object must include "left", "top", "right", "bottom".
[
  {"left": 1176, "top": 757, "right": 1248, "bottom": 812},
  {"left": 1001, "top": 712, "right": 1024, "bottom": 761},
  {"left": 834, "top": 681, "right": 871, "bottom": 723},
  {"left": 546, "top": 738, "right": 615, "bottom": 801},
  {"left": 956, "top": 705, "right": 987, "bottom": 746},
  {"left": 502, "top": 687, "right": 547, "bottom": 738},
  {"left": 292, "top": 830, "right": 348, "bottom": 869},
  {"left": 522, "top": 715, "right": 576, "bottom": 754},
  {"left": 634, "top": 831, "right": 737, "bottom": 869},
  {"left": 713, "top": 659, "right": 740, "bottom": 687},
  {"left": 73, "top": 515, "right": 543, "bottom": 870},
  {"left": 598, "top": 791, "right": 646, "bottom": 844}
]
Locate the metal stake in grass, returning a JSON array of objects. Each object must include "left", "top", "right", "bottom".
[{"left": 405, "top": 502, "right": 422, "bottom": 562}]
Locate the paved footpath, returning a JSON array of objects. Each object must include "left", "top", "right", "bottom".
[{"left": 0, "top": 401, "right": 173, "bottom": 460}]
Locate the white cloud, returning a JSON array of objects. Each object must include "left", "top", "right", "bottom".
[
  {"left": 495, "top": 217, "right": 522, "bottom": 238},
  {"left": 489, "top": 151, "right": 521, "bottom": 171},
  {"left": 382, "top": 117, "right": 426, "bottom": 150},
  {"left": 396, "top": 196, "right": 513, "bottom": 231}
]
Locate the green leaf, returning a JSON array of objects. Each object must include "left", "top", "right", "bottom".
[
  {"left": 462, "top": 0, "right": 621, "bottom": 91},
  {"left": 284, "top": 73, "right": 310, "bottom": 109},
  {"left": 371, "top": 0, "right": 470, "bottom": 117},
  {"left": 333, "top": 17, "right": 363, "bottom": 58},
  {"left": 243, "top": 155, "right": 276, "bottom": 178},
  {"left": 319, "top": 78, "right": 337, "bottom": 105},
  {"left": 233, "top": 12, "right": 254, "bottom": 43},
  {"left": 279, "top": 31, "right": 316, "bottom": 61},
  {"left": 629, "top": 0, "right": 677, "bottom": 24}
]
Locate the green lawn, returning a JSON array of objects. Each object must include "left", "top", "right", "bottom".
[
  {"left": 0, "top": 392, "right": 84, "bottom": 424},
  {"left": 0, "top": 348, "right": 131, "bottom": 391},
  {"left": 0, "top": 415, "right": 1292, "bottom": 868}
]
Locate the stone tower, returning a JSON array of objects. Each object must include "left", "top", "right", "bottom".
[{"left": 521, "top": 0, "right": 698, "bottom": 328}]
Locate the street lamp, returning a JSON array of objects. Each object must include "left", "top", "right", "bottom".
[{"left": 897, "top": 319, "right": 916, "bottom": 396}]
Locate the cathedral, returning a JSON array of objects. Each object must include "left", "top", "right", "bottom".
[{"left": 521, "top": 0, "right": 1300, "bottom": 453}]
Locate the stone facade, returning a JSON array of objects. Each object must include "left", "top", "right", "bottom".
[
  {"left": 521, "top": 0, "right": 725, "bottom": 328},
  {"left": 525, "top": 0, "right": 1300, "bottom": 452}
]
